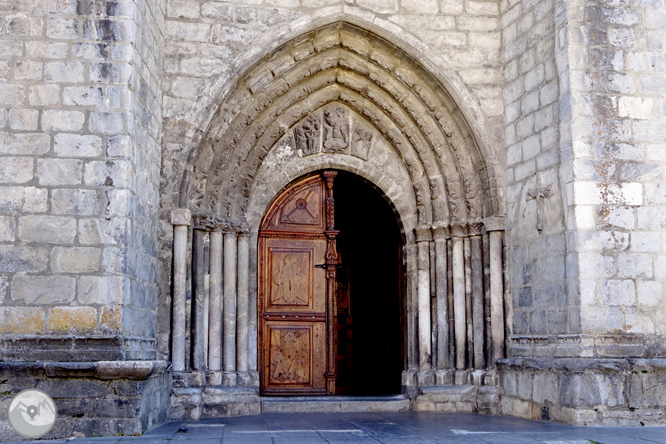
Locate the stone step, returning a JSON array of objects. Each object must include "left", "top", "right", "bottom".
[
  {"left": 260, "top": 394, "right": 411, "bottom": 413},
  {"left": 413, "top": 385, "right": 500, "bottom": 414}
]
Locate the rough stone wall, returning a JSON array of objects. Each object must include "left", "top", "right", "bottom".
[
  {"left": 157, "top": 0, "right": 505, "bottom": 358},
  {"left": 564, "top": 0, "right": 666, "bottom": 352},
  {"left": 502, "top": 0, "right": 577, "bottom": 354},
  {"left": 0, "top": 0, "right": 165, "bottom": 360}
]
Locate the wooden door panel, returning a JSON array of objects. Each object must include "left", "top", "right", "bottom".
[
  {"left": 262, "top": 321, "right": 326, "bottom": 393},
  {"left": 262, "top": 237, "right": 326, "bottom": 314},
  {"left": 259, "top": 172, "right": 336, "bottom": 396}
]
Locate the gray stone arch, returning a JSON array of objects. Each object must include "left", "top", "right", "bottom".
[{"left": 171, "top": 18, "right": 507, "bottom": 393}]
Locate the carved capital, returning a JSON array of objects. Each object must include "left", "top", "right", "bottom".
[
  {"left": 483, "top": 215, "right": 505, "bottom": 232},
  {"left": 236, "top": 222, "right": 250, "bottom": 236},
  {"left": 414, "top": 225, "right": 433, "bottom": 243},
  {"left": 171, "top": 208, "right": 191, "bottom": 227},
  {"left": 449, "top": 223, "right": 468, "bottom": 238},
  {"left": 468, "top": 221, "right": 483, "bottom": 236},
  {"left": 431, "top": 223, "right": 450, "bottom": 240},
  {"left": 192, "top": 213, "right": 217, "bottom": 230}
]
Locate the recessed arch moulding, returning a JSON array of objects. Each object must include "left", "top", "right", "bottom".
[{"left": 171, "top": 21, "right": 506, "bottom": 394}]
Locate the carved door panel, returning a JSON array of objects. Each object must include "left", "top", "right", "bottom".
[{"left": 259, "top": 173, "right": 338, "bottom": 395}]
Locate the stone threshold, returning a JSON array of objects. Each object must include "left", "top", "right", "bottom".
[{"left": 260, "top": 394, "right": 410, "bottom": 413}]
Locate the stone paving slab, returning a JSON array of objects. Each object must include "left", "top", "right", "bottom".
[{"left": 4, "top": 412, "right": 666, "bottom": 443}]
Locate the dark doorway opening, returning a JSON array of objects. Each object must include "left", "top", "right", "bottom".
[{"left": 333, "top": 171, "right": 404, "bottom": 396}]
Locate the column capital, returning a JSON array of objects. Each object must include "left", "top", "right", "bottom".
[
  {"left": 431, "top": 223, "right": 450, "bottom": 240},
  {"left": 192, "top": 213, "right": 217, "bottom": 230},
  {"left": 468, "top": 221, "right": 483, "bottom": 236},
  {"left": 415, "top": 225, "right": 433, "bottom": 242},
  {"left": 483, "top": 215, "right": 505, "bottom": 232},
  {"left": 450, "top": 223, "right": 468, "bottom": 238},
  {"left": 236, "top": 222, "right": 250, "bottom": 236},
  {"left": 171, "top": 208, "right": 191, "bottom": 227}
]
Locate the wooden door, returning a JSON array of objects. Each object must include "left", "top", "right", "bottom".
[{"left": 259, "top": 172, "right": 338, "bottom": 395}]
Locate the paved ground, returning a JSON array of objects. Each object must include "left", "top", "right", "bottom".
[{"left": 7, "top": 412, "right": 666, "bottom": 444}]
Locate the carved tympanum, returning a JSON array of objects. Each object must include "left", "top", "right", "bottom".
[{"left": 323, "top": 107, "right": 349, "bottom": 153}]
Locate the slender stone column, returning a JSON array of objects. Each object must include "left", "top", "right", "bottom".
[
  {"left": 469, "top": 223, "right": 485, "bottom": 369},
  {"left": 433, "top": 224, "right": 450, "bottom": 370},
  {"left": 171, "top": 209, "right": 191, "bottom": 372},
  {"left": 236, "top": 224, "right": 250, "bottom": 373},
  {"left": 415, "top": 226, "right": 432, "bottom": 370},
  {"left": 463, "top": 236, "right": 473, "bottom": 368},
  {"left": 223, "top": 224, "right": 238, "bottom": 372},
  {"left": 451, "top": 224, "right": 467, "bottom": 370},
  {"left": 191, "top": 227, "right": 207, "bottom": 370},
  {"left": 484, "top": 216, "right": 505, "bottom": 366},
  {"left": 208, "top": 228, "right": 223, "bottom": 371}
]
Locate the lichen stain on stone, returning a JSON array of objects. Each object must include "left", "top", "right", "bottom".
[
  {"left": 595, "top": 161, "right": 614, "bottom": 180},
  {"left": 100, "top": 306, "right": 122, "bottom": 333},
  {"left": 48, "top": 307, "right": 97, "bottom": 333},
  {"left": 0, "top": 308, "right": 44, "bottom": 334}
]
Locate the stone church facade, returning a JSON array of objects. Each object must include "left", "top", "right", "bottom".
[{"left": 1, "top": 0, "right": 665, "bottom": 438}]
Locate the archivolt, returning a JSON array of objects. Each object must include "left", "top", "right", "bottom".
[{"left": 180, "top": 21, "right": 501, "bottom": 226}]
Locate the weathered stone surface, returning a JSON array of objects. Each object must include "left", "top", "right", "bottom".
[
  {"left": 47, "top": 306, "right": 97, "bottom": 333},
  {"left": 18, "top": 215, "right": 77, "bottom": 244},
  {"left": 0, "top": 307, "right": 45, "bottom": 334},
  {"left": 0, "top": 245, "right": 49, "bottom": 272},
  {"left": 11, "top": 275, "right": 76, "bottom": 304},
  {"left": 50, "top": 246, "right": 101, "bottom": 273},
  {"left": 78, "top": 275, "right": 124, "bottom": 305}
]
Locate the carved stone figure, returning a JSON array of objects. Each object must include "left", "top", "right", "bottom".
[
  {"left": 294, "top": 115, "right": 320, "bottom": 156},
  {"left": 351, "top": 125, "right": 373, "bottom": 160},
  {"left": 323, "top": 107, "right": 349, "bottom": 152}
]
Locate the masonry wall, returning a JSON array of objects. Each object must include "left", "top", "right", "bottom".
[
  {"left": 565, "top": 0, "right": 666, "bottom": 352},
  {"left": 502, "top": 0, "right": 578, "bottom": 357},
  {"left": 0, "top": 0, "right": 165, "bottom": 361}
]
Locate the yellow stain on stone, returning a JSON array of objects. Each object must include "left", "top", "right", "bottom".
[
  {"left": 0, "top": 307, "right": 45, "bottom": 333},
  {"left": 48, "top": 306, "right": 97, "bottom": 333},
  {"left": 100, "top": 306, "right": 122, "bottom": 332}
]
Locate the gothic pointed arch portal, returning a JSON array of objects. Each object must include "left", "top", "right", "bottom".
[{"left": 172, "top": 19, "right": 507, "bottom": 400}]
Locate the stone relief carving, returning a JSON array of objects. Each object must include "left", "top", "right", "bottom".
[
  {"left": 323, "top": 107, "right": 349, "bottom": 153},
  {"left": 294, "top": 115, "right": 320, "bottom": 156},
  {"left": 291, "top": 108, "right": 374, "bottom": 161},
  {"left": 351, "top": 125, "right": 373, "bottom": 160}
]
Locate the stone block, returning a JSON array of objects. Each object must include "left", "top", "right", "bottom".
[
  {"left": 617, "top": 253, "right": 653, "bottom": 279},
  {"left": 0, "top": 132, "right": 50, "bottom": 155},
  {"left": 37, "top": 158, "right": 84, "bottom": 185},
  {"left": 0, "top": 245, "right": 49, "bottom": 272},
  {"left": 25, "top": 41, "right": 68, "bottom": 59},
  {"left": 0, "top": 216, "right": 16, "bottom": 242},
  {"left": 0, "top": 157, "right": 33, "bottom": 184},
  {"left": 45, "top": 61, "right": 85, "bottom": 83},
  {"left": 166, "top": 21, "right": 211, "bottom": 42},
  {"left": 603, "top": 279, "right": 636, "bottom": 305},
  {"left": 51, "top": 188, "right": 100, "bottom": 215},
  {"left": 83, "top": 19, "right": 135, "bottom": 42},
  {"left": 14, "top": 59, "right": 42, "bottom": 81},
  {"left": 0, "top": 84, "right": 25, "bottom": 106},
  {"left": 54, "top": 133, "right": 103, "bottom": 158},
  {"left": 63, "top": 86, "right": 104, "bottom": 107},
  {"left": 50, "top": 246, "right": 101, "bottom": 273},
  {"left": 84, "top": 160, "right": 131, "bottom": 187},
  {"left": 89, "top": 111, "right": 129, "bottom": 135},
  {"left": 18, "top": 215, "right": 77, "bottom": 244},
  {"left": 47, "top": 18, "right": 78, "bottom": 39},
  {"left": 91, "top": 62, "right": 130, "bottom": 83},
  {"left": 47, "top": 306, "right": 97, "bottom": 333},
  {"left": 41, "top": 110, "right": 85, "bottom": 131},
  {"left": 78, "top": 276, "right": 124, "bottom": 305},
  {"left": 401, "top": 0, "right": 438, "bottom": 14},
  {"left": 79, "top": 217, "right": 128, "bottom": 245},
  {"left": 0, "top": 307, "right": 45, "bottom": 334},
  {"left": 8, "top": 108, "right": 39, "bottom": 130},
  {"left": 11, "top": 275, "right": 76, "bottom": 304},
  {"left": 29, "top": 84, "right": 60, "bottom": 106}
]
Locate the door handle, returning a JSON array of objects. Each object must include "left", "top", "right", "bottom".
[{"left": 315, "top": 263, "right": 341, "bottom": 269}]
